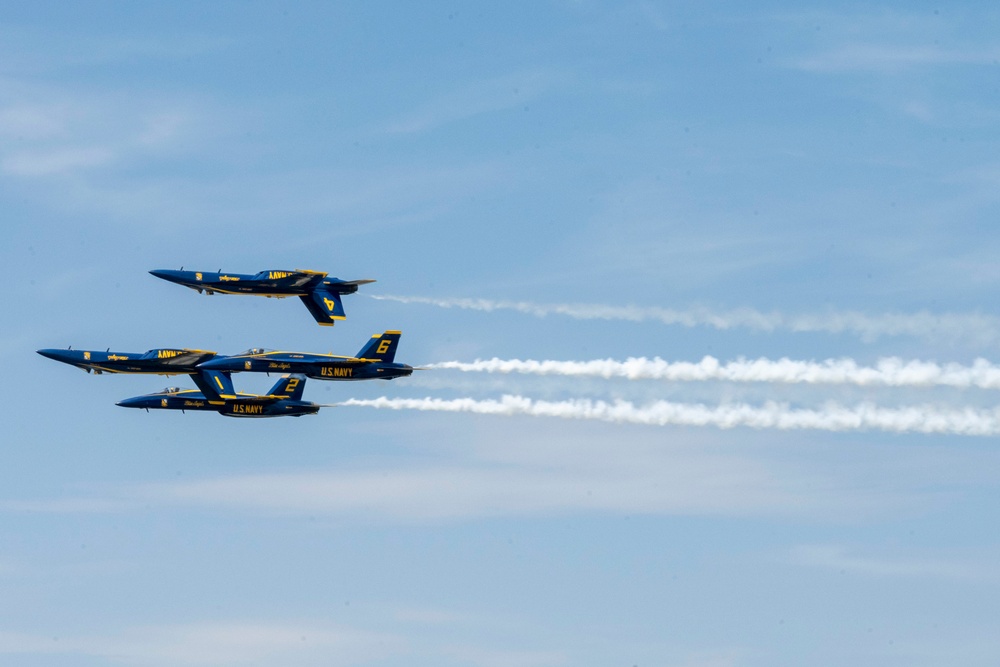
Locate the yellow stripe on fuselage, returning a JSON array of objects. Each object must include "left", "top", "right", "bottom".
[
  {"left": 238, "top": 351, "right": 354, "bottom": 361},
  {"left": 198, "top": 286, "right": 297, "bottom": 297},
  {"left": 89, "top": 366, "right": 188, "bottom": 375}
]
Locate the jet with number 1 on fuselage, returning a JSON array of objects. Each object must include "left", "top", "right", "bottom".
[
  {"left": 37, "top": 347, "right": 218, "bottom": 375},
  {"left": 117, "top": 373, "right": 322, "bottom": 418},
  {"left": 149, "top": 268, "right": 375, "bottom": 326},
  {"left": 197, "top": 330, "right": 415, "bottom": 381}
]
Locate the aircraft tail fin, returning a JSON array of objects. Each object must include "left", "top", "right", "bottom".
[
  {"left": 299, "top": 288, "right": 345, "bottom": 326},
  {"left": 355, "top": 331, "right": 401, "bottom": 363},
  {"left": 189, "top": 370, "right": 236, "bottom": 404},
  {"left": 267, "top": 374, "right": 307, "bottom": 400}
]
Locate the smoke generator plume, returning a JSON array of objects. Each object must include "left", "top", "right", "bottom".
[
  {"left": 427, "top": 356, "right": 1000, "bottom": 389},
  {"left": 373, "top": 295, "right": 1000, "bottom": 345},
  {"left": 341, "top": 395, "right": 1000, "bottom": 436}
]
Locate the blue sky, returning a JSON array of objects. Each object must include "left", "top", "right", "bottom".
[{"left": 3, "top": 2, "right": 1000, "bottom": 665}]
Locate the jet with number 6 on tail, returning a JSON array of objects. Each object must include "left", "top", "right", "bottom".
[
  {"left": 149, "top": 268, "right": 375, "bottom": 326},
  {"left": 197, "top": 330, "right": 416, "bottom": 381},
  {"left": 117, "top": 373, "right": 323, "bottom": 417}
]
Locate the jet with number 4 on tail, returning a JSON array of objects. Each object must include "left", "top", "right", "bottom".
[
  {"left": 37, "top": 347, "right": 218, "bottom": 375},
  {"left": 197, "top": 330, "right": 415, "bottom": 381},
  {"left": 117, "top": 373, "right": 322, "bottom": 418},
  {"left": 149, "top": 268, "right": 375, "bottom": 326}
]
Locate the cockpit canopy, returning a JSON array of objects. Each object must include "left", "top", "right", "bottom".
[
  {"left": 162, "top": 387, "right": 182, "bottom": 394},
  {"left": 237, "top": 348, "right": 272, "bottom": 356}
]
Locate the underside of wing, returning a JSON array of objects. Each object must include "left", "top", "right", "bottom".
[
  {"left": 288, "top": 271, "right": 327, "bottom": 288},
  {"left": 155, "top": 349, "right": 218, "bottom": 367}
]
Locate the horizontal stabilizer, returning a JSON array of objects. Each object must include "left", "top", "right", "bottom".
[{"left": 323, "top": 278, "right": 376, "bottom": 295}]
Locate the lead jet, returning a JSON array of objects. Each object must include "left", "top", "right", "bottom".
[
  {"left": 197, "top": 330, "right": 414, "bottom": 381},
  {"left": 37, "top": 347, "right": 218, "bottom": 375},
  {"left": 117, "top": 373, "right": 322, "bottom": 418},
  {"left": 149, "top": 268, "right": 375, "bottom": 326},
  {"left": 39, "top": 346, "right": 240, "bottom": 411}
]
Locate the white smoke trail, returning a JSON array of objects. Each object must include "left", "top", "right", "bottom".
[
  {"left": 427, "top": 356, "right": 1000, "bottom": 389},
  {"left": 373, "top": 295, "right": 1000, "bottom": 344},
  {"left": 341, "top": 395, "right": 1000, "bottom": 436}
]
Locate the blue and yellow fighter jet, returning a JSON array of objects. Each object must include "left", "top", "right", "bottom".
[
  {"left": 37, "top": 347, "right": 217, "bottom": 375},
  {"left": 149, "top": 268, "right": 375, "bottom": 326},
  {"left": 197, "top": 330, "right": 414, "bottom": 381},
  {"left": 117, "top": 373, "right": 322, "bottom": 418}
]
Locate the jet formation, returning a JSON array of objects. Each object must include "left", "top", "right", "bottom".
[
  {"left": 39, "top": 268, "right": 415, "bottom": 418},
  {"left": 39, "top": 331, "right": 413, "bottom": 418}
]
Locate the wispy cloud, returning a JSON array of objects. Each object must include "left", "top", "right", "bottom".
[
  {"left": 383, "top": 70, "right": 560, "bottom": 134},
  {"left": 142, "top": 457, "right": 803, "bottom": 522},
  {"left": 0, "top": 27, "right": 231, "bottom": 75},
  {"left": 789, "top": 544, "right": 1000, "bottom": 582},
  {"left": 3, "top": 416, "right": 973, "bottom": 524},
  {"left": 775, "top": 8, "right": 1000, "bottom": 74},
  {"left": 0, "top": 621, "right": 397, "bottom": 666},
  {"left": 2, "top": 146, "right": 115, "bottom": 176},
  {"left": 791, "top": 44, "right": 1000, "bottom": 73},
  {"left": 0, "top": 94, "right": 203, "bottom": 178},
  {"left": 441, "top": 645, "right": 567, "bottom": 667},
  {"left": 0, "top": 498, "right": 128, "bottom": 513}
]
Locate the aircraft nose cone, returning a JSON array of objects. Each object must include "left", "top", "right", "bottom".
[
  {"left": 116, "top": 397, "right": 140, "bottom": 408},
  {"left": 197, "top": 357, "right": 232, "bottom": 371},
  {"left": 149, "top": 269, "right": 185, "bottom": 283},
  {"left": 37, "top": 349, "right": 72, "bottom": 362}
]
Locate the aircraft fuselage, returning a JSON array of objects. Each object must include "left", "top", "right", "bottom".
[
  {"left": 149, "top": 269, "right": 331, "bottom": 297},
  {"left": 116, "top": 390, "right": 320, "bottom": 418},
  {"left": 37, "top": 348, "right": 217, "bottom": 375},
  {"left": 198, "top": 352, "right": 414, "bottom": 381}
]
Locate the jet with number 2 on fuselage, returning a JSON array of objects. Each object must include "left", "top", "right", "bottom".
[
  {"left": 37, "top": 347, "right": 218, "bottom": 375},
  {"left": 117, "top": 373, "right": 322, "bottom": 418},
  {"left": 149, "top": 268, "right": 375, "bottom": 326},
  {"left": 197, "top": 330, "right": 415, "bottom": 381}
]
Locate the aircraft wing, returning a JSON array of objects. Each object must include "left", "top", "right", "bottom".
[
  {"left": 287, "top": 270, "right": 328, "bottom": 289},
  {"left": 152, "top": 349, "right": 218, "bottom": 367}
]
